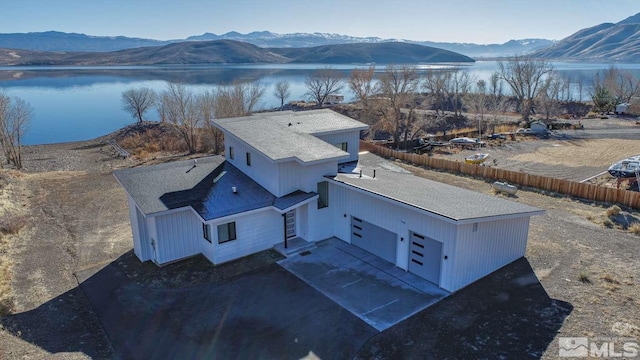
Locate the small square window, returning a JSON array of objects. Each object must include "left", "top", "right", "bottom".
[
  {"left": 229, "top": 146, "right": 234, "bottom": 160},
  {"left": 246, "top": 152, "right": 251, "bottom": 166},
  {"left": 337, "top": 142, "right": 348, "bottom": 152},
  {"left": 218, "top": 222, "right": 237, "bottom": 244}
]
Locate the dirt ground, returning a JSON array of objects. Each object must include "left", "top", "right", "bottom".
[{"left": 0, "top": 120, "right": 639, "bottom": 358}]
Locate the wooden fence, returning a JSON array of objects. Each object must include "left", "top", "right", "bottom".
[{"left": 360, "top": 141, "right": 640, "bottom": 209}]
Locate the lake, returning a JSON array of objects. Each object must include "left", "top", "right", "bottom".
[{"left": 1, "top": 61, "right": 640, "bottom": 145}]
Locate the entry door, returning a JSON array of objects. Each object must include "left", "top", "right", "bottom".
[
  {"left": 285, "top": 210, "right": 296, "bottom": 239},
  {"left": 408, "top": 232, "right": 442, "bottom": 285}
]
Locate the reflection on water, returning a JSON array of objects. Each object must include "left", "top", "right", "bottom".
[{"left": 1, "top": 62, "right": 639, "bottom": 145}]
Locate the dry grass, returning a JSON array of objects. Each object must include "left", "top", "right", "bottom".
[
  {"left": 510, "top": 139, "right": 640, "bottom": 168},
  {"left": 628, "top": 223, "right": 640, "bottom": 235},
  {"left": 578, "top": 272, "right": 592, "bottom": 284},
  {"left": 0, "top": 215, "right": 28, "bottom": 235},
  {"left": 0, "top": 256, "right": 14, "bottom": 316},
  {"left": 605, "top": 205, "right": 622, "bottom": 218}
]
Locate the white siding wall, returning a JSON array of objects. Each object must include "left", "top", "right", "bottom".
[
  {"left": 202, "top": 209, "right": 283, "bottom": 265},
  {"left": 315, "top": 130, "right": 361, "bottom": 163},
  {"left": 225, "top": 136, "right": 280, "bottom": 195},
  {"left": 278, "top": 161, "right": 338, "bottom": 195},
  {"left": 448, "top": 217, "right": 530, "bottom": 291},
  {"left": 153, "top": 210, "right": 202, "bottom": 265},
  {"left": 329, "top": 182, "right": 457, "bottom": 283},
  {"left": 127, "top": 195, "right": 144, "bottom": 261}
]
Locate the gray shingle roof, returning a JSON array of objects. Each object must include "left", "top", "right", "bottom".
[
  {"left": 331, "top": 153, "right": 544, "bottom": 223},
  {"left": 114, "top": 156, "right": 316, "bottom": 220},
  {"left": 213, "top": 109, "right": 368, "bottom": 163}
]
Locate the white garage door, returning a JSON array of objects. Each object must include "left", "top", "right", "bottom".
[
  {"left": 409, "top": 232, "right": 442, "bottom": 285},
  {"left": 351, "top": 216, "right": 397, "bottom": 264}
]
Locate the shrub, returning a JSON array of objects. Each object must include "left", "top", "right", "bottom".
[
  {"left": 578, "top": 272, "right": 591, "bottom": 284},
  {"left": 629, "top": 223, "right": 640, "bottom": 235},
  {"left": 605, "top": 205, "right": 621, "bottom": 218},
  {"left": 0, "top": 215, "right": 27, "bottom": 235}
]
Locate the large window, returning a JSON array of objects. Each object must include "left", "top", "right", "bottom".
[
  {"left": 229, "top": 146, "right": 234, "bottom": 160},
  {"left": 246, "top": 152, "right": 251, "bottom": 166},
  {"left": 203, "top": 224, "right": 211, "bottom": 243},
  {"left": 317, "top": 181, "right": 329, "bottom": 209},
  {"left": 337, "top": 142, "right": 348, "bottom": 152},
  {"left": 217, "top": 222, "right": 237, "bottom": 244}
]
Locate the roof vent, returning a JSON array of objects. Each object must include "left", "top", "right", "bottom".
[
  {"left": 232, "top": 186, "right": 238, "bottom": 194},
  {"left": 194, "top": 159, "right": 197, "bottom": 167},
  {"left": 288, "top": 122, "right": 292, "bottom": 126}
]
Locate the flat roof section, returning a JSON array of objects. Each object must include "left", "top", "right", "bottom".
[{"left": 332, "top": 152, "right": 544, "bottom": 223}]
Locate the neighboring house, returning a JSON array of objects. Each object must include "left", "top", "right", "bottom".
[
  {"left": 324, "top": 94, "right": 344, "bottom": 105},
  {"left": 114, "top": 109, "right": 544, "bottom": 292}
]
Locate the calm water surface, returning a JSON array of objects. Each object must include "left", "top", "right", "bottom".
[{"left": 1, "top": 62, "right": 639, "bottom": 145}]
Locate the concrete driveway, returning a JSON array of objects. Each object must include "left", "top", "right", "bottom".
[
  {"left": 278, "top": 238, "right": 450, "bottom": 331},
  {"left": 78, "top": 255, "right": 377, "bottom": 360}
]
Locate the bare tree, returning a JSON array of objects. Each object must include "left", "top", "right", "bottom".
[
  {"left": 464, "top": 80, "right": 489, "bottom": 138},
  {"left": 600, "top": 66, "right": 640, "bottom": 104},
  {"left": 488, "top": 72, "right": 507, "bottom": 133},
  {"left": 448, "top": 69, "right": 475, "bottom": 118},
  {"left": 159, "top": 83, "right": 199, "bottom": 154},
  {"left": 121, "top": 87, "right": 157, "bottom": 123},
  {"left": 423, "top": 69, "right": 452, "bottom": 116},
  {"left": 304, "top": 67, "right": 344, "bottom": 106},
  {"left": 273, "top": 80, "right": 291, "bottom": 110},
  {"left": 0, "top": 93, "right": 33, "bottom": 169},
  {"left": 377, "top": 65, "right": 420, "bottom": 147},
  {"left": 498, "top": 55, "right": 553, "bottom": 121},
  {"left": 537, "top": 72, "right": 563, "bottom": 121},
  {"left": 214, "top": 83, "right": 265, "bottom": 118},
  {"left": 348, "top": 65, "right": 377, "bottom": 107}
]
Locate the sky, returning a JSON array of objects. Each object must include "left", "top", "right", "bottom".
[{"left": 2, "top": 0, "right": 640, "bottom": 44}]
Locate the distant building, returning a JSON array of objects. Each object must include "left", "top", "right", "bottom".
[{"left": 324, "top": 94, "right": 344, "bottom": 105}]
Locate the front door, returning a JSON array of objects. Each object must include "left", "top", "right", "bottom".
[{"left": 285, "top": 210, "right": 296, "bottom": 239}]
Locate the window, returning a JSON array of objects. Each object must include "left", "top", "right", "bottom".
[
  {"left": 317, "top": 181, "right": 329, "bottom": 209},
  {"left": 217, "top": 222, "right": 237, "bottom": 244},
  {"left": 229, "top": 146, "right": 234, "bottom": 160},
  {"left": 337, "top": 142, "right": 348, "bottom": 152},
  {"left": 202, "top": 224, "right": 211, "bottom": 243},
  {"left": 246, "top": 152, "right": 251, "bottom": 166}
]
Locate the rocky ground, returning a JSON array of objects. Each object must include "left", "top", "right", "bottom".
[{"left": 0, "top": 119, "right": 638, "bottom": 358}]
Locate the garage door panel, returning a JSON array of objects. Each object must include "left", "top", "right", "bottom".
[
  {"left": 351, "top": 217, "right": 397, "bottom": 264},
  {"left": 409, "top": 232, "right": 442, "bottom": 285}
]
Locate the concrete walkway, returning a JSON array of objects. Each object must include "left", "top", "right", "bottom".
[{"left": 278, "top": 238, "right": 449, "bottom": 331}]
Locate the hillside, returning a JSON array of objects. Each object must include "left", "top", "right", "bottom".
[
  {"left": 0, "top": 40, "right": 474, "bottom": 66},
  {"left": 0, "top": 40, "right": 289, "bottom": 66},
  {"left": 532, "top": 13, "right": 640, "bottom": 61},
  {"left": 270, "top": 42, "right": 474, "bottom": 63},
  {"left": 0, "top": 30, "right": 549, "bottom": 58}
]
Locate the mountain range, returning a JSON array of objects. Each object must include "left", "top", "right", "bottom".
[
  {"left": 1, "top": 12, "right": 640, "bottom": 64},
  {"left": 0, "top": 30, "right": 551, "bottom": 58},
  {"left": 532, "top": 13, "right": 640, "bottom": 61},
  {"left": 0, "top": 40, "right": 474, "bottom": 66}
]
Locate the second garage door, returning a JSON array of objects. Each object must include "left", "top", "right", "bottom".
[
  {"left": 408, "top": 232, "right": 442, "bottom": 285},
  {"left": 351, "top": 216, "right": 397, "bottom": 264}
]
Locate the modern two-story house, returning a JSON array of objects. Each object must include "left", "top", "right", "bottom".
[{"left": 114, "top": 109, "right": 543, "bottom": 292}]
